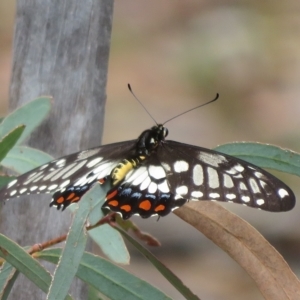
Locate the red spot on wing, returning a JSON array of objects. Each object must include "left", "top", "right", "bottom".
[
  {"left": 70, "top": 196, "right": 80, "bottom": 203},
  {"left": 139, "top": 200, "right": 152, "bottom": 211},
  {"left": 120, "top": 205, "right": 131, "bottom": 212},
  {"left": 66, "top": 193, "right": 76, "bottom": 200},
  {"left": 106, "top": 190, "right": 118, "bottom": 200},
  {"left": 107, "top": 200, "right": 119, "bottom": 207},
  {"left": 56, "top": 196, "right": 65, "bottom": 204},
  {"left": 155, "top": 204, "right": 166, "bottom": 212}
]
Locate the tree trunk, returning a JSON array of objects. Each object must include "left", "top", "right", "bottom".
[{"left": 0, "top": 0, "right": 114, "bottom": 298}]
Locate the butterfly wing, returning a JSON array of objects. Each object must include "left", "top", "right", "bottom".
[
  {"left": 0, "top": 140, "right": 137, "bottom": 204},
  {"left": 102, "top": 155, "right": 187, "bottom": 219},
  {"left": 155, "top": 140, "right": 295, "bottom": 212}
]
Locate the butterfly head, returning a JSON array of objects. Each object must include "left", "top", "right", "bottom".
[{"left": 137, "top": 124, "right": 168, "bottom": 156}]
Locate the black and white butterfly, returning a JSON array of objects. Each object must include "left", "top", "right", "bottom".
[{"left": 0, "top": 121, "right": 295, "bottom": 220}]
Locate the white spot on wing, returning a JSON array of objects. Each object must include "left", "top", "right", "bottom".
[
  {"left": 33, "top": 175, "right": 46, "bottom": 183},
  {"left": 161, "top": 162, "right": 171, "bottom": 172},
  {"left": 77, "top": 149, "right": 100, "bottom": 160},
  {"left": 242, "top": 196, "right": 250, "bottom": 202},
  {"left": 55, "top": 159, "right": 66, "bottom": 167},
  {"left": 140, "top": 176, "right": 151, "bottom": 190},
  {"left": 176, "top": 185, "right": 188, "bottom": 195},
  {"left": 132, "top": 170, "right": 148, "bottom": 186},
  {"left": 198, "top": 152, "right": 227, "bottom": 167},
  {"left": 234, "top": 164, "right": 244, "bottom": 172},
  {"left": 7, "top": 179, "right": 17, "bottom": 188},
  {"left": 239, "top": 182, "right": 247, "bottom": 190},
  {"left": 158, "top": 180, "right": 169, "bottom": 193},
  {"left": 86, "top": 157, "right": 103, "bottom": 168},
  {"left": 61, "top": 160, "right": 88, "bottom": 179},
  {"left": 43, "top": 168, "right": 64, "bottom": 181},
  {"left": 223, "top": 174, "right": 234, "bottom": 188},
  {"left": 174, "top": 161, "right": 189, "bottom": 173},
  {"left": 226, "top": 193, "right": 236, "bottom": 200},
  {"left": 48, "top": 184, "right": 58, "bottom": 191},
  {"left": 149, "top": 165, "right": 166, "bottom": 180},
  {"left": 60, "top": 180, "right": 70, "bottom": 189},
  {"left": 207, "top": 167, "right": 219, "bottom": 188},
  {"left": 254, "top": 171, "right": 264, "bottom": 178},
  {"left": 209, "top": 192, "right": 220, "bottom": 199},
  {"left": 19, "top": 188, "right": 27, "bottom": 194},
  {"left": 249, "top": 178, "right": 260, "bottom": 194},
  {"left": 39, "top": 164, "right": 49, "bottom": 170},
  {"left": 191, "top": 191, "right": 203, "bottom": 198},
  {"left": 148, "top": 182, "right": 158, "bottom": 194},
  {"left": 278, "top": 188, "right": 289, "bottom": 198},
  {"left": 256, "top": 199, "right": 265, "bottom": 206},
  {"left": 39, "top": 185, "right": 47, "bottom": 191},
  {"left": 193, "top": 164, "right": 203, "bottom": 186},
  {"left": 30, "top": 186, "right": 38, "bottom": 191},
  {"left": 10, "top": 190, "right": 17, "bottom": 196}
]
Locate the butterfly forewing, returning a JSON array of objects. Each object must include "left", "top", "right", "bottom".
[
  {"left": 0, "top": 140, "right": 136, "bottom": 202},
  {"left": 159, "top": 141, "right": 295, "bottom": 212}
]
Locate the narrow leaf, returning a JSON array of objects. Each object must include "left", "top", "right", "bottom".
[
  {"left": 0, "top": 262, "right": 19, "bottom": 300},
  {"left": 68, "top": 183, "right": 130, "bottom": 265},
  {"left": 174, "top": 202, "right": 300, "bottom": 300},
  {"left": 215, "top": 142, "right": 300, "bottom": 176},
  {"left": 0, "top": 97, "right": 52, "bottom": 144},
  {"left": 115, "top": 227, "right": 199, "bottom": 300},
  {"left": 47, "top": 184, "right": 96, "bottom": 300},
  {"left": 88, "top": 225, "right": 130, "bottom": 265},
  {"left": 0, "top": 126, "right": 25, "bottom": 162},
  {"left": 1, "top": 146, "right": 52, "bottom": 174},
  {"left": 38, "top": 248, "right": 172, "bottom": 300},
  {"left": 0, "top": 234, "right": 51, "bottom": 294}
]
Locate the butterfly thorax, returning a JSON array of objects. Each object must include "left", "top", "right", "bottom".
[
  {"left": 110, "top": 125, "right": 168, "bottom": 186},
  {"left": 136, "top": 124, "right": 168, "bottom": 156}
]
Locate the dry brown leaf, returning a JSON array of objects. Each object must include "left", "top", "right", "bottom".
[{"left": 174, "top": 201, "right": 300, "bottom": 300}]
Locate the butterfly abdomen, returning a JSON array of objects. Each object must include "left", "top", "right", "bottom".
[{"left": 110, "top": 156, "right": 146, "bottom": 186}]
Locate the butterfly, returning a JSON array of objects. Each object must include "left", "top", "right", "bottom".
[{"left": 0, "top": 92, "right": 295, "bottom": 219}]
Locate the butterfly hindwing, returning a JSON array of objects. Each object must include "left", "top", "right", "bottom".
[{"left": 103, "top": 157, "right": 187, "bottom": 219}]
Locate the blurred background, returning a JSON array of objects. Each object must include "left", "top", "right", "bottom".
[{"left": 1, "top": 1, "right": 300, "bottom": 299}]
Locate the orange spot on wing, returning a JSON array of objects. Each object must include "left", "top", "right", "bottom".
[
  {"left": 107, "top": 200, "right": 119, "bottom": 207},
  {"left": 106, "top": 190, "right": 118, "bottom": 200},
  {"left": 70, "top": 197, "right": 80, "bottom": 203},
  {"left": 155, "top": 204, "right": 166, "bottom": 212},
  {"left": 139, "top": 200, "right": 151, "bottom": 211},
  {"left": 66, "top": 193, "right": 75, "bottom": 200},
  {"left": 56, "top": 196, "right": 65, "bottom": 204},
  {"left": 120, "top": 204, "right": 131, "bottom": 212}
]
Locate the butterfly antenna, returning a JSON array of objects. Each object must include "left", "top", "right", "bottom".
[
  {"left": 128, "top": 84, "right": 158, "bottom": 125},
  {"left": 163, "top": 93, "right": 219, "bottom": 125}
]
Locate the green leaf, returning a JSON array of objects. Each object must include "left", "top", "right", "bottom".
[
  {"left": 0, "top": 262, "right": 19, "bottom": 300},
  {"left": 89, "top": 225, "right": 130, "bottom": 265},
  {"left": 68, "top": 184, "right": 130, "bottom": 265},
  {"left": 0, "top": 96, "right": 52, "bottom": 145},
  {"left": 0, "top": 176, "right": 16, "bottom": 189},
  {"left": 1, "top": 146, "right": 53, "bottom": 174},
  {"left": 215, "top": 142, "right": 300, "bottom": 176},
  {"left": 47, "top": 184, "right": 100, "bottom": 300},
  {"left": 115, "top": 227, "right": 199, "bottom": 300},
  {"left": 37, "top": 248, "right": 172, "bottom": 300},
  {"left": 0, "top": 234, "right": 50, "bottom": 294},
  {"left": 0, "top": 126, "right": 25, "bottom": 162}
]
